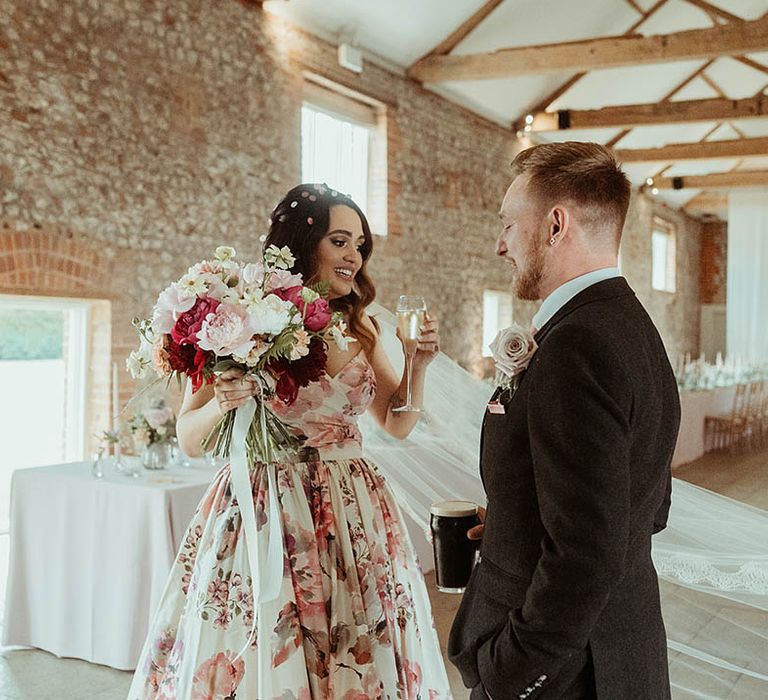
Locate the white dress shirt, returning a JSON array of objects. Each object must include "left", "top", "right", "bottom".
[{"left": 531, "top": 267, "right": 622, "bottom": 332}]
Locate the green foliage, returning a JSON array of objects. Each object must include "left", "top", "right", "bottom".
[
  {"left": 259, "top": 329, "right": 295, "bottom": 365},
  {"left": 0, "top": 309, "right": 64, "bottom": 360}
]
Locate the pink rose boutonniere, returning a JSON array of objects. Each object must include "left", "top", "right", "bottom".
[{"left": 487, "top": 324, "right": 537, "bottom": 413}]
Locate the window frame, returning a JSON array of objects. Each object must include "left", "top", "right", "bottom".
[{"left": 651, "top": 216, "right": 677, "bottom": 294}]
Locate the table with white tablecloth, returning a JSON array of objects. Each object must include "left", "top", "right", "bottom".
[
  {"left": 671, "top": 386, "right": 736, "bottom": 468},
  {"left": 2, "top": 460, "right": 217, "bottom": 670}
]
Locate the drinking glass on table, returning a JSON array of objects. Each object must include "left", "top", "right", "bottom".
[{"left": 393, "top": 295, "right": 427, "bottom": 413}]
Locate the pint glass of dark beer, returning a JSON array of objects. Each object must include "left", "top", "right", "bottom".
[{"left": 429, "top": 500, "right": 479, "bottom": 593}]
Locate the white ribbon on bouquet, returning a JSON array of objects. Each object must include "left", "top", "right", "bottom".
[{"left": 229, "top": 383, "right": 284, "bottom": 662}]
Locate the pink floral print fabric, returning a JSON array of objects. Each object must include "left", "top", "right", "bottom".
[{"left": 128, "top": 355, "right": 452, "bottom": 699}]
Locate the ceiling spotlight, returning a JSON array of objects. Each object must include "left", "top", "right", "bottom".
[
  {"left": 651, "top": 187, "right": 659, "bottom": 195},
  {"left": 646, "top": 177, "right": 654, "bottom": 186},
  {"left": 525, "top": 114, "right": 534, "bottom": 125}
]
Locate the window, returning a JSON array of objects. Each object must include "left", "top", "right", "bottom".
[
  {"left": 0, "top": 296, "right": 92, "bottom": 620},
  {"left": 301, "top": 75, "right": 387, "bottom": 235},
  {"left": 482, "top": 290, "right": 514, "bottom": 357},
  {"left": 0, "top": 296, "right": 90, "bottom": 475},
  {"left": 651, "top": 217, "right": 676, "bottom": 293}
]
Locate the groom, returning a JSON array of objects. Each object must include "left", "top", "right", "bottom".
[{"left": 448, "top": 142, "right": 680, "bottom": 699}]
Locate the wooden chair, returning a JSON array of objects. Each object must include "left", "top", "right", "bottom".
[{"left": 704, "top": 383, "right": 751, "bottom": 453}]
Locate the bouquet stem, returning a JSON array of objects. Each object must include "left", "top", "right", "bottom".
[{"left": 202, "top": 377, "right": 300, "bottom": 467}]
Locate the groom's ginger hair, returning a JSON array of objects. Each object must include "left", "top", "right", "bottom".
[{"left": 510, "top": 142, "right": 631, "bottom": 244}]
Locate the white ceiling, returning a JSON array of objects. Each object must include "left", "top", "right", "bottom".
[{"left": 264, "top": 0, "right": 768, "bottom": 215}]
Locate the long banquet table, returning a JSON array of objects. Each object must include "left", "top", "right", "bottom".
[
  {"left": 671, "top": 386, "right": 736, "bottom": 468},
  {"left": 2, "top": 460, "right": 216, "bottom": 670}
]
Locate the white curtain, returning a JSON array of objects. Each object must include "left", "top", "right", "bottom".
[{"left": 727, "top": 190, "right": 768, "bottom": 360}]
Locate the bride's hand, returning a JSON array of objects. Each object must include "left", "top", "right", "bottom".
[
  {"left": 213, "top": 368, "right": 258, "bottom": 416},
  {"left": 397, "top": 314, "right": 441, "bottom": 368}
]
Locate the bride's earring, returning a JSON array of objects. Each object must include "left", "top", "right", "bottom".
[{"left": 549, "top": 237, "right": 556, "bottom": 246}]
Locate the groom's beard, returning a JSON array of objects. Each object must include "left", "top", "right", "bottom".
[{"left": 514, "top": 236, "right": 545, "bottom": 301}]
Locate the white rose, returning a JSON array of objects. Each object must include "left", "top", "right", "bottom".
[
  {"left": 249, "top": 295, "right": 293, "bottom": 336},
  {"left": 489, "top": 324, "right": 537, "bottom": 378}
]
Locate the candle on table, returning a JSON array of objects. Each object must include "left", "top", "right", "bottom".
[{"left": 112, "top": 361, "right": 120, "bottom": 434}]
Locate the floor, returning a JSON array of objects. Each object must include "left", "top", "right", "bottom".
[{"left": 0, "top": 447, "right": 765, "bottom": 700}]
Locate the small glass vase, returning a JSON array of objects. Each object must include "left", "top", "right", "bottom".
[
  {"left": 91, "top": 450, "right": 105, "bottom": 479},
  {"left": 142, "top": 441, "right": 171, "bottom": 470}
]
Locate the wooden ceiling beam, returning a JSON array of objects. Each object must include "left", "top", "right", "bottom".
[
  {"left": 654, "top": 170, "right": 768, "bottom": 189},
  {"left": 623, "top": 0, "right": 645, "bottom": 15},
  {"left": 683, "top": 191, "right": 728, "bottom": 214},
  {"left": 529, "top": 94, "right": 768, "bottom": 131},
  {"left": 513, "top": 0, "right": 669, "bottom": 131},
  {"left": 682, "top": 0, "right": 744, "bottom": 24},
  {"left": 408, "top": 16, "right": 768, "bottom": 82},
  {"left": 736, "top": 55, "right": 768, "bottom": 76},
  {"left": 415, "top": 0, "right": 506, "bottom": 59},
  {"left": 615, "top": 136, "right": 768, "bottom": 162}
]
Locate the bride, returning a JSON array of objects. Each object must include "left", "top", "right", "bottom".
[{"left": 128, "top": 184, "right": 452, "bottom": 699}]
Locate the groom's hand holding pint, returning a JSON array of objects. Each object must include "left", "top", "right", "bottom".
[{"left": 467, "top": 506, "right": 485, "bottom": 541}]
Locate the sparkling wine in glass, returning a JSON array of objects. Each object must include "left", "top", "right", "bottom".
[{"left": 393, "top": 295, "right": 426, "bottom": 413}]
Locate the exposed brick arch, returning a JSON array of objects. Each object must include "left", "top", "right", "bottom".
[
  {"left": 0, "top": 224, "right": 120, "bottom": 454},
  {"left": 0, "top": 226, "right": 114, "bottom": 298}
]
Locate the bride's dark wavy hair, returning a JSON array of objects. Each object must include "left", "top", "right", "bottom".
[{"left": 265, "top": 183, "right": 378, "bottom": 355}]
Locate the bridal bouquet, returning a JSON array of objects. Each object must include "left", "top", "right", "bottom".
[{"left": 127, "top": 245, "right": 352, "bottom": 464}]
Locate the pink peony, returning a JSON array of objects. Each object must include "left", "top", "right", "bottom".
[
  {"left": 171, "top": 297, "right": 220, "bottom": 346},
  {"left": 195, "top": 303, "right": 257, "bottom": 357},
  {"left": 152, "top": 283, "right": 197, "bottom": 335},
  {"left": 304, "top": 297, "right": 331, "bottom": 332},
  {"left": 190, "top": 651, "right": 245, "bottom": 700},
  {"left": 273, "top": 286, "right": 332, "bottom": 332},
  {"left": 144, "top": 406, "right": 174, "bottom": 430},
  {"left": 267, "top": 269, "right": 303, "bottom": 291}
]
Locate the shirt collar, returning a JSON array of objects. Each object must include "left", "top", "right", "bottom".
[{"left": 532, "top": 267, "right": 622, "bottom": 331}]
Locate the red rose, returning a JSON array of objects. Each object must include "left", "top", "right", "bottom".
[
  {"left": 272, "top": 287, "right": 332, "bottom": 332},
  {"left": 171, "top": 297, "right": 220, "bottom": 346},
  {"left": 272, "top": 285, "right": 303, "bottom": 307},
  {"left": 268, "top": 338, "right": 327, "bottom": 405},
  {"left": 166, "top": 337, "right": 211, "bottom": 393},
  {"left": 304, "top": 297, "right": 331, "bottom": 332}
]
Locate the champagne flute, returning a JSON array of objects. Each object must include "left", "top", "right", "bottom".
[{"left": 393, "top": 295, "right": 427, "bottom": 413}]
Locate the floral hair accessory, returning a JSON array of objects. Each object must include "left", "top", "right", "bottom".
[{"left": 307, "top": 217, "right": 314, "bottom": 225}]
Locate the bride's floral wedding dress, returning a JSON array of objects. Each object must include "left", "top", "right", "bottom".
[{"left": 128, "top": 353, "right": 451, "bottom": 700}]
